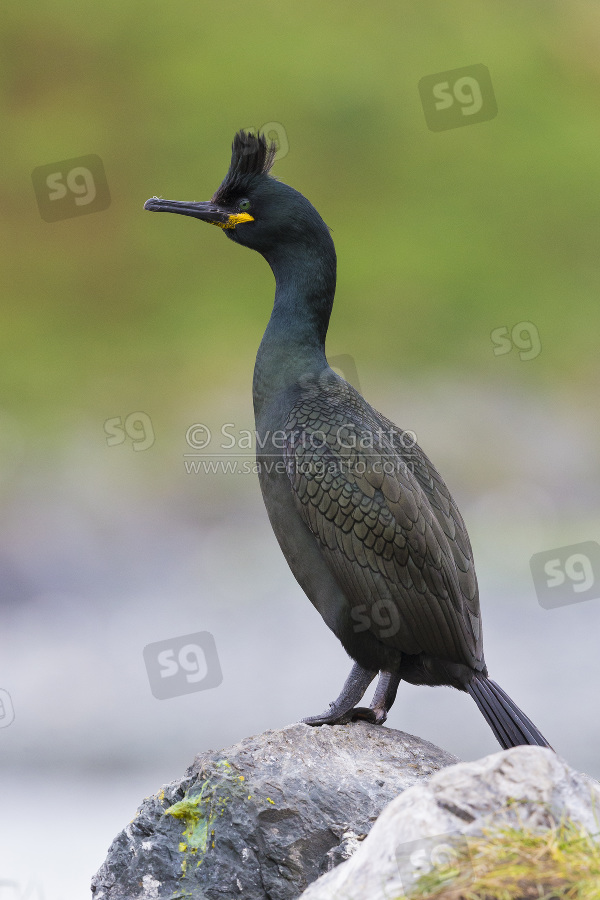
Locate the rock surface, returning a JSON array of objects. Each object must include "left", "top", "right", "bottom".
[
  {"left": 91, "top": 722, "right": 458, "bottom": 900},
  {"left": 299, "top": 745, "right": 600, "bottom": 900}
]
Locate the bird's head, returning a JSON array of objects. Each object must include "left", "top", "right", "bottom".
[{"left": 144, "top": 130, "right": 332, "bottom": 261}]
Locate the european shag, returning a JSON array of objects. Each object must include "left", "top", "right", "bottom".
[{"left": 145, "top": 131, "right": 551, "bottom": 750}]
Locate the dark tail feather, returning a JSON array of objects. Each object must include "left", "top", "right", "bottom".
[{"left": 466, "top": 672, "right": 553, "bottom": 750}]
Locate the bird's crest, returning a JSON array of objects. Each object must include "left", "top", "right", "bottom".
[{"left": 213, "top": 130, "right": 278, "bottom": 203}]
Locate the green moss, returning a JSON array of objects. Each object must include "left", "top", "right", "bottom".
[
  {"left": 404, "top": 820, "right": 600, "bottom": 900},
  {"left": 163, "top": 758, "right": 247, "bottom": 890},
  {"left": 165, "top": 783, "right": 210, "bottom": 855}
]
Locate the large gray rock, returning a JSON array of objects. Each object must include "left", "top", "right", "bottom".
[
  {"left": 299, "top": 745, "right": 600, "bottom": 900},
  {"left": 91, "top": 722, "right": 457, "bottom": 900}
]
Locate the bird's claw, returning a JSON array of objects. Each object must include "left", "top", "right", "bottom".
[
  {"left": 348, "top": 706, "right": 387, "bottom": 725},
  {"left": 302, "top": 704, "right": 387, "bottom": 726}
]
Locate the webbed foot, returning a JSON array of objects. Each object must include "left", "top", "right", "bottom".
[
  {"left": 302, "top": 662, "right": 376, "bottom": 726},
  {"left": 302, "top": 669, "right": 400, "bottom": 728}
]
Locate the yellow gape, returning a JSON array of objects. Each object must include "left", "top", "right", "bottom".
[{"left": 216, "top": 212, "right": 254, "bottom": 229}]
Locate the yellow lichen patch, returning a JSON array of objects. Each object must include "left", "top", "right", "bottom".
[
  {"left": 165, "top": 787, "right": 209, "bottom": 855},
  {"left": 164, "top": 759, "right": 247, "bottom": 882}
]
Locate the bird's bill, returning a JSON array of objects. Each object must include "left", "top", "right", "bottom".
[{"left": 143, "top": 197, "right": 253, "bottom": 229}]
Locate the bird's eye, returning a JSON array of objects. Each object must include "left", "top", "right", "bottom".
[{"left": 239, "top": 199, "right": 251, "bottom": 211}]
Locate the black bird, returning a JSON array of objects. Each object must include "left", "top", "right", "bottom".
[{"left": 145, "top": 131, "right": 551, "bottom": 750}]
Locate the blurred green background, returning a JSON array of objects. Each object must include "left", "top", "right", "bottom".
[{"left": 2, "top": 0, "right": 600, "bottom": 441}]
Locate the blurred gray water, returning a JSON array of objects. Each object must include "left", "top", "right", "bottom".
[{"left": 0, "top": 376, "right": 599, "bottom": 899}]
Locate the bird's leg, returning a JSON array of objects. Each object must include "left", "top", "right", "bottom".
[
  {"left": 302, "top": 662, "right": 377, "bottom": 726},
  {"left": 351, "top": 671, "right": 401, "bottom": 725}
]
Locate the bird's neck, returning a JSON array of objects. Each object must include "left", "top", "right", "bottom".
[{"left": 253, "top": 239, "right": 337, "bottom": 418}]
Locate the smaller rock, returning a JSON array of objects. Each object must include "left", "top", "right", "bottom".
[{"left": 299, "top": 746, "right": 600, "bottom": 900}]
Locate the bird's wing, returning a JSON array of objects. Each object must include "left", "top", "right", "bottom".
[
  {"left": 282, "top": 374, "right": 482, "bottom": 667},
  {"left": 376, "top": 409, "right": 480, "bottom": 618}
]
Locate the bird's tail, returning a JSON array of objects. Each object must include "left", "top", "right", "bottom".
[{"left": 466, "top": 672, "right": 552, "bottom": 750}]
